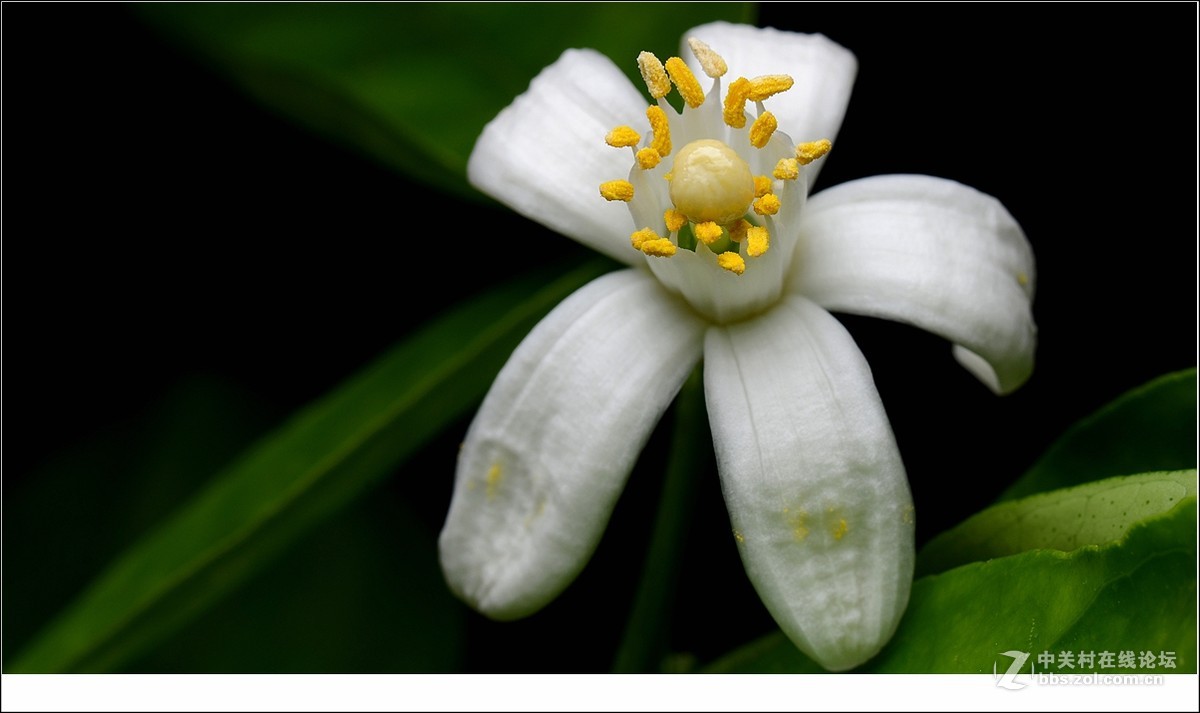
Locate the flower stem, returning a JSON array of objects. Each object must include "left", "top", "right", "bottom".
[{"left": 611, "top": 364, "right": 710, "bottom": 673}]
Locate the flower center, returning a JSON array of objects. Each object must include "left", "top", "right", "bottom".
[
  {"left": 668, "top": 139, "right": 754, "bottom": 226},
  {"left": 596, "top": 38, "right": 834, "bottom": 322}
]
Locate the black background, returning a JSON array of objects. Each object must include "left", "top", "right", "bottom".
[{"left": 4, "top": 3, "right": 1196, "bottom": 672}]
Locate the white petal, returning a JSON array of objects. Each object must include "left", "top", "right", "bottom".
[
  {"left": 793, "top": 174, "right": 1037, "bottom": 395},
  {"left": 683, "top": 22, "right": 857, "bottom": 189},
  {"left": 467, "top": 49, "right": 648, "bottom": 264},
  {"left": 440, "top": 269, "right": 705, "bottom": 620},
  {"left": 704, "top": 296, "right": 914, "bottom": 671}
]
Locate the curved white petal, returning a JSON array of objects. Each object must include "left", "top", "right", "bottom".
[
  {"left": 440, "top": 269, "right": 705, "bottom": 620},
  {"left": 683, "top": 22, "right": 857, "bottom": 189},
  {"left": 704, "top": 296, "right": 914, "bottom": 671},
  {"left": 468, "top": 49, "right": 648, "bottom": 264},
  {"left": 793, "top": 174, "right": 1037, "bottom": 395}
]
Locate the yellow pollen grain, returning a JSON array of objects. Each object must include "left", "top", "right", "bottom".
[
  {"left": 688, "top": 37, "right": 727, "bottom": 78},
  {"left": 630, "top": 227, "right": 659, "bottom": 249},
  {"left": 664, "top": 209, "right": 687, "bottom": 233},
  {"left": 902, "top": 505, "right": 916, "bottom": 525},
  {"left": 746, "top": 225, "right": 769, "bottom": 257},
  {"left": 646, "top": 105, "right": 672, "bottom": 157},
  {"left": 723, "top": 77, "right": 751, "bottom": 128},
  {"left": 485, "top": 463, "right": 503, "bottom": 501},
  {"left": 728, "top": 218, "right": 750, "bottom": 243},
  {"left": 605, "top": 126, "right": 641, "bottom": 148},
  {"left": 753, "top": 193, "right": 780, "bottom": 216},
  {"left": 753, "top": 175, "right": 773, "bottom": 197},
  {"left": 748, "top": 74, "right": 794, "bottom": 101},
  {"left": 732, "top": 529, "right": 745, "bottom": 543},
  {"left": 599, "top": 180, "right": 635, "bottom": 202},
  {"left": 750, "top": 111, "right": 778, "bottom": 148},
  {"left": 636, "top": 148, "right": 661, "bottom": 169},
  {"left": 773, "top": 157, "right": 800, "bottom": 180},
  {"left": 786, "top": 510, "right": 809, "bottom": 542},
  {"left": 665, "top": 56, "right": 705, "bottom": 108},
  {"left": 637, "top": 51, "right": 671, "bottom": 99},
  {"left": 1017, "top": 272, "right": 1030, "bottom": 286},
  {"left": 717, "top": 251, "right": 745, "bottom": 275},
  {"left": 641, "top": 238, "right": 677, "bottom": 257},
  {"left": 796, "top": 139, "right": 833, "bottom": 165},
  {"left": 693, "top": 221, "right": 724, "bottom": 245},
  {"left": 832, "top": 518, "right": 848, "bottom": 541}
]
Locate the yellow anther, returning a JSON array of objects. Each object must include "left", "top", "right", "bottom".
[
  {"left": 647, "top": 105, "right": 671, "bottom": 157},
  {"left": 599, "top": 180, "right": 635, "bottom": 202},
  {"left": 753, "top": 175, "right": 773, "bottom": 197},
  {"left": 717, "top": 251, "right": 745, "bottom": 275},
  {"left": 641, "top": 238, "right": 677, "bottom": 257},
  {"left": 722, "top": 77, "right": 751, "bottom": 128},
  {"left": 665, "top": 56, "right": 705, "bottom": 108},
  {"left": 636, "top": 148, "right": 661, "bottom": 169},
  {"left": 664, "top": 209, "right": 687, "bottom": 233},
  {"left": 748, "top": 74, "right": 794, "bottom": 101},
  {"left": 753, "top": 193, "right": 780, "bottom": 216},
  {"left": 694, "top": 221, "right": 724, "bottom": 245},
  {"left": 728, "top": 219, "right": 750, "bottom": 243},
  {"left": 773, "top": 158, "right": 800, "bottom": 180},
  {"left": 746, "top": 225, "right": 770, "bottom": 257},
  {"left": 749, "top": 111, "right": 777, "bottom": 149},
  {"left": 630, "top": 228, "right": 660, "bottom": 250},
  {"left": 688, "top": 37, "right": 727, "bottom": 78},
  {"left": 637, "top": 51, "right": 671, "bottom": 99},
  {"left": 796, "top": 139, "right": 833, "bottom": 165},
  {"left": 605, "top": 126, "right": 641, "bottom": 148}
]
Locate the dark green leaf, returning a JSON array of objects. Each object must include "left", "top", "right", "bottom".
[
  {"left": 917, "top": 470, "right": 1196, "bottom": 577},
  {"left": 135, "top": 3, "right": 755, "bottom": 199},
  {"left": 9, "top": 257, "right": 612, "bottom": 673},
  {"left": 999, "top": 369, "right": 1197, "bottom": 502}
]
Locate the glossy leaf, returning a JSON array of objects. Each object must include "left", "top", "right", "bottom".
[
  {"left": 917, "top": 470, "right": 1197, "bottom": 577},
  {"left": 9, "top": 257, "right": 613, "bottom": 673},
  {"left": 135, "top": 3, "right": 754, "bottom": 199},
  {"left": 999, "top": 369, "right": 1197, "bottom": 502}
]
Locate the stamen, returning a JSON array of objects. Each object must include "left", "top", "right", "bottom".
[
  {"left": 728, "top": 219, "right": 750, "bottom": 243},
  {"left": 748, "top": 74, "right": 794, "bottom": 101},
  {"left": 630, "top": 227, "right": 659, "bottom": 249},
  {"left": 636, "top": 148, "right": 661, "bottom": 169},
  {"left": 773, "top": 158, "right": 800, "bottom": 180},
  {"left": 647, "top": 105, "right": 672, "bottom": 157},
  {"left": 746, "top": 226, "right": 770, "bottom": 257},
  {"left": 665, "top": 56, "right": 705, "bottom": 108},
  {"left": 605, "top": 126, "right": 641, "bottom": 148},
  {"left": 641, "top": 238, "right": 677, "bottom": 257},
  {"left": 687, "top": 37, "right": 727, "bottom": 78},
  {"left": 717, "top": 251, "right": 746, "bottom": 275},
  {"left": 694, "top": 221, "right": 724, "bottom": 245},
  {"left": 722, "top": 77, "right": 751, "bottom": 128},
  {"left": 600, "top": 180, "right": 635, "bottom": 202},
  {"left": 664, "top": 209, "right": 687, "bottom": 233},
  {"left": 753, "top": 193, "right": 780, "bottom": 216},
  {"left": 796, "top": 139, "right": 833, "bottom": 165},
  {"left": 753, "top": 175, "right": 773, "bottom": 198},
  {"left": 749, "top": 111, "right": 777, "bottom": 148},
  {"left": 637, "top": 52, "right": 671, "bottom": 99}
]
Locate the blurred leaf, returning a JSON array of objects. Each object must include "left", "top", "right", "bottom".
[
  {"left": 917, "top": 470, "right": 1197, "bottom": 577},
  {"left": 999, "top": 369, "right": 1197, "bottom": 502},
  {"left": 135, "top": 3, "right": 754, "bottom": 199},
  {"left": 9, "top": 257, "right": 612, "bottom": 673},
  {"left": 707, "top": 498, "right": 1197, "bottom": 673}
]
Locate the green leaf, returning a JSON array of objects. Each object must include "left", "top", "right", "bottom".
[
  {"left": 999, "top": 369, "right": 1197, "bottom": 502},
  {"left": 706, "top": 496, "right": 1197, "bottom": 673},
  {"left": 9, "top": 257, "right": 612, "bottom": 673},
  {"left": 135, "top": 3, "right": 755, "bottom": 199},
  {"left": 917, "top": 470, "right": 1197, "bottom": 577}
]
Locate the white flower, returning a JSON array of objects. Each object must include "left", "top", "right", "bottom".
[{"left": 438, "top": 22, "right": 1036, "bottom": 671}]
